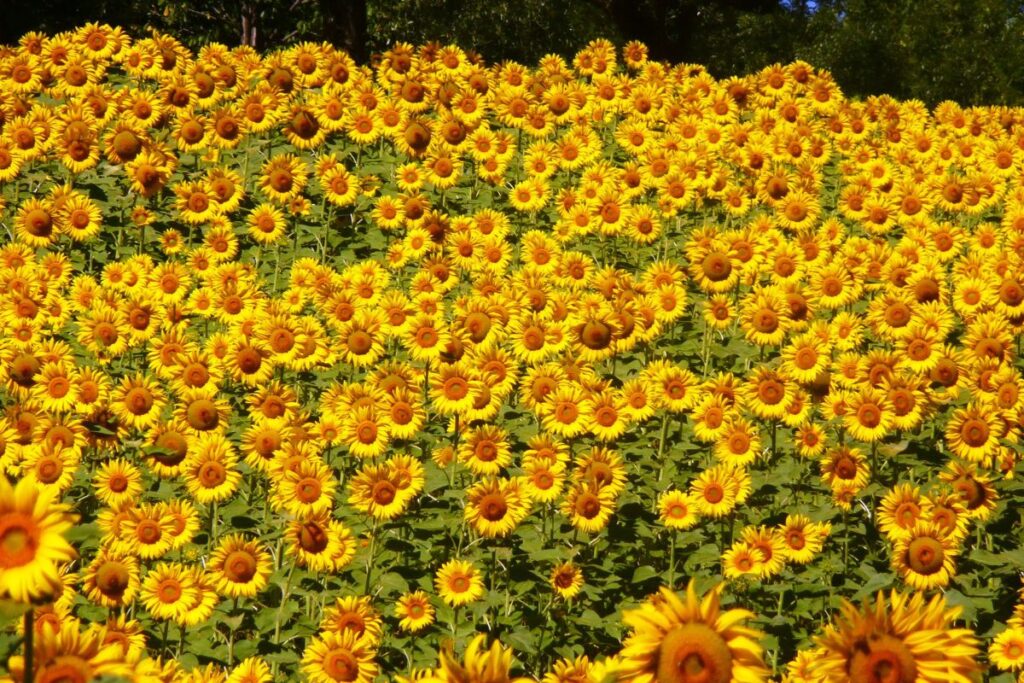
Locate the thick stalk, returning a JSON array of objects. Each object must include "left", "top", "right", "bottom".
[{"left": 23, "top": 609, "right": 33, "bottom": 683}]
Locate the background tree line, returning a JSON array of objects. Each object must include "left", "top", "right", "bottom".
[{"left": 1, "top": 0, "right": 1023, "bottom": 106}]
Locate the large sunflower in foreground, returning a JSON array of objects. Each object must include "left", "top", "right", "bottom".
[
  {"left": 0, "top": 475, "right": 77, "bottom": 603},
  {"left": 617, "top": 580, "right": 768, "bottom": 683},
  {"left": 436, "top": 634, "right": 534, "bottom": 683},
  {"left": 7, "top": 619, "right": 132, "bottom": 683},
  {"left": 811, "top": 590, "right": 980, "bottom": 683}
]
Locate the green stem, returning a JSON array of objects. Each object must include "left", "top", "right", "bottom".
[
  {"left": 208, "top": 499, "right": 218, "bottom": 550},
  {"left": 668, "top": 530, "right": 677, "bottom": 589},
  {"left": 654, "top": 411, "right": 670, "bottom": 508},
  {"left": 227, "top": 597, "right": 239, "bottom": 665},
  {"left": 363, "top": 519, "right": 379, "bottom": 595},
  {"left": 23, "top": 609, "right": 33, "bottom": 683},
  {"left": 489, "top": 545, "right": 499, "bottom": 631},
  {"left": 176, "top": 623, "right": 185, "bottom": 658},
  {"left": 842, "top": 509, "right": 850, "bottom": 574},
  {"left": 273, "top": 562, "right": 296, "bottom": 643}
]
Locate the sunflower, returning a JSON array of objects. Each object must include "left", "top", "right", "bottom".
[
  {"left": 143, "top": 421, "right": 191, "bottom": 478},
  {"left": 812, "top": 590, "right": 980, "bottom": 683},
  {"left": 690, "top": 465, "right": 740, "bottom": 519},
  {"left": 87, "top": 613, "right": 148, "bottom": 663},
  {"left": 273, "top": 458, "right": 337, "bottom": 518},
  {"left": 228, "top": 657, "right": 273, "bottom": 683},
  {"left": 58, "top": 193, "right": 103, "bottom": 241},
  {"left": 689, "top": 243, "right": 740, "bottom": 294},
  {"left": 335, "top": 310, "right": 387, "bottom": 368},
  {"left": 340, "top": 407, "right": 391, "bottom": 459},
  {"left": 891, "top": 521, "right": 959, "bottom": 590},
  {"left": 922, "top": 492, "right": 969, "bottom": 542},
  {"left": 658, "top": 490, "right": 700, "bottom": 530},
  {"left": 620, "top": 378, "right": 657, "bottom": 424},
  {"left": 10, "top": 619, "right": 133, "bottom": 683},
  {"left": 183, "top": 567, "right": 221, "bottom": 628},
  {"left": 92, "top": 458, "right": 143, "bottom": 508},
  {"left": 183, "top": 431, "right": 242, "bottom": 504},
  {"left": 348, "top": 461, "right": 413, "bottom": 521},
  {"left": 646, "top": 361, "right": 702, "bottom": 413},
  {"left": 741, "top": 286, "right": 790, "bottom": 347},
  {"left": 208, "top": 533, "right": 273, "bottom": 599},
  {"left": 582, "top": 389, "right": 629, "bottom": 442},
  {"left": 164, "top": 499, "right": 200, "bottom": 550},
  {"left": 722, "top": 541, "right": 766, "bottom": 580},
  {"left": 246, "top": 203, "right": 287, "bottom": 245},
  {"left": 0, "top": 475, "right": 76, "bottom": 603},
  {"left": 820, "top": 445, "right": 870, "bottom": 493},
  {"left": 562, "top": 482, "right": 616, "bottom": 534},
  {"left": 940, "top": 461, "right": 998, "bottom": 520},
  {"left": 14, "top": 197, "right": 59, "bottom": 248},
  {"left": 247, "top": 381, "right": 301, "bottom": 425},
  {"left": 876, "top": 483, "right": 925, "bottom": 542},
  {"left": 286, "top": 513, "right": 340, "bottom": 572},
  {"left": 618, "top": 580, "right": 768, "bottom": 683},
  {"left": 124, "top": 148, "right": 174, "bottom": 197},
  {"left": 989, "top": 626, "right": 1024, "bottom": 673},
  {"left": 573, "top": 446, "right": 628, "bottom": 496},
  {"left": 742, "top": 526, "right": 788, "bottom": 578},
  {"left": 259, "top": 153, "right": 308, "bottom": 204},
  {"left": 538, "top": 562, "right": 585, "bottom": 603},
  {"left": 781, "top": 332, "right": 831, "bottom": 383},
  {"left": 540, "top": 383, "right": 590, "bottom": 438},
  {"left": 843, "top": 387, "right": 895, "bottom": 443},
  {"left": 522, "top": 457, "right": 565, "bottom": 503},
  {"left": 713, "top": 418, "right": 761, "bottom": 467},
  {"left": 741, "top": 367, "right": 796, "bottom": 421},
  {"left": 435, "top": 558, "right": 485, "bottom": 607},
  {"left": 318, "top": 595, "right": 382, "bottom": 647},
  {"left": 944, "top": 403, "right": 1003, "bottom": 463},
  {"left": 457, "top": 424, "right": 512, "bottom": 476},
  {"left": 777, "top": 514, "right": 831, "bottom": 565},
  {"left": 464, "top": 477, "right": 530, "bottom": 538},
  {"left": 382, "top": 388, "right": 426, "bottom": 441},
  {"left": 74, "top": 305, "right": 127, "bottom": 362},
  {"left": 120, "top": 503, "right": 175, "bottom": 561},
  {"left": 20, "top": 441, "right": 79, "bottom": 495},
  {"left": 428, "top": 360, "right": 480, "bottom": 417},
  {"left": 110, "top": 373, "right": 166, "bottom": 431},
  {"left": 140, "top": 562, "right": 199, "bottom": 622},
  {"left": 222, "top": 336, "right": 273, "bottom": 386},
  {"left": 83, "top": 548, "right": 140, "bottom": 608},
  {"left": 395, "top": 590, "right": 435, "bottom": 633}
]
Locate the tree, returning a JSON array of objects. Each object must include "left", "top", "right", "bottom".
[
  {"left": 803, "top": 0, "right": 1024, "bottom": 105},
  {"left": 3, "top": 0, "right": 1024, "bottom": 105},
  {"left": 151, "top": 0, "right": 321, "bottom": 49},
  {"left": 320, "top": 0, "right": 368, "bottom": 62}
]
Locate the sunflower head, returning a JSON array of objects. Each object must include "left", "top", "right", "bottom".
[
  {"left": 618, "top": 580, "right": 767, "bottom": 683},
  {"left": 812, "top": 590, "right": 980, "bottom": 683}
]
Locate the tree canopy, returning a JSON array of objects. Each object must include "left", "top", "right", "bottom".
[{"left": 2, "top": 0, "right": 1024, "bottom": 105}]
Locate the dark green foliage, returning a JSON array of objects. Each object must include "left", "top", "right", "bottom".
[{"left": 3, "top": 0, "right": 1024, "bottom": 104}]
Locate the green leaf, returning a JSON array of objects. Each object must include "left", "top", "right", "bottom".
[{"left": 630, "top": 565, "right": 659, "bottom": 584}]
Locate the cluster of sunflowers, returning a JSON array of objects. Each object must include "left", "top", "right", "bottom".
[{"left": 0, "top": 20, "right": 1023, "bottom": 683}]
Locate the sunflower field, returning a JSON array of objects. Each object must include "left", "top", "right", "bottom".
[{"left": 1, "top": 22, "right": 1024, "bottom": 683}]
